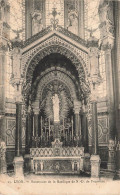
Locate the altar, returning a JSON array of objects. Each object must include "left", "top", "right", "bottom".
[
  {"left": 25, "top": 82, "right": 87, "bottom": 175},
  {"left": 30, "top": 139, "right": 84, "bottom": 174}
]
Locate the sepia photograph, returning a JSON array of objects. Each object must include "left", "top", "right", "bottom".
[{"left": 0, "top": 0, "right": 120, "bottom": 194}]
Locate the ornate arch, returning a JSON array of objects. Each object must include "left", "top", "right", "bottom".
[
  {"left": 22, "top": 36, "right": 89, "bottom": 81},
  {"left": 22, "top": 39, "right": 90, "bottom": 103},
  {"left": 33, "top": 71, "right": 77, "bottom": 103}
]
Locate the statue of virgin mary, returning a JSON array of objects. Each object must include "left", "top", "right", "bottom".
[{"left": 52, "top": 94, "right": 60, "bottom": 122}]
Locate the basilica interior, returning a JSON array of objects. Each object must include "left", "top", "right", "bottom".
[{"left": 0, "top": 0, "right": 120, "bottom": 179}]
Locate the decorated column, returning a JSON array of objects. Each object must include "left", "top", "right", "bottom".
[
  {"left": 81, "top": 101, "right": 89, "bottom": 152},
  {"left": 81, "top": 100, "right": 90, "bottom": 172},
  {"left": 25, "top": 105, "right": 33, "bottom": 154},
  {"left": 99, "top": 0, "right": 116, "bottom": 171},
  {"left": 73, "top": 100, "right": 81, "bottom": 146},
  {"left": 15, "top": 99, "right": 22, "bottom": 157},
  {"left": 33, "top": 108, "right": 40, "bottom": 148},
  {"left": 0, "top": 0, "right": 10, "bottom": 174},
  {"left": 24, "top": 105, "right": 33, "bottom": 172},
  {"left": 11, "top": 37, "right": 24, "bottom": 177},
  {"left": 88, "top": 35, "right": 101, "bottom": 178}
]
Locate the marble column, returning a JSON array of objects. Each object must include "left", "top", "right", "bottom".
[
  {"left": 15, "top": 102, "right": 22, "bottom": 157},
  {"left": 88, "top": 33, "right": 101, "bottom": 177},
  {"left": 24, "top": 105, "right": 33, "bottom": 172},
  {"left": 10, "top": 37, "right": 24, "bottom": 177},
  {"left": 99, "top": 0, "right": 116, "bottom": 171},
  {"left": 25, "top": 106, "right": 33, "bottom": 154},
  {"left": 33, "top": 109, "right": 39, "bottom": 148},
  {"left": 81, "top": 102, "right": 90, "bottom": 172},
  {"left": 90, "top": 89, "right": 101, "bottom": 178},
  {"left": 73, "top": 100, "right": 81, "bottom": 145},
  {"left": 81, "top": 103, "right": 89, "bottom": 153},
  {"left": 91, "top": 99, "right": 98, "bottom": 155},
  {"left": 14, "top": 91, "right": 24, "bottom": 177}
]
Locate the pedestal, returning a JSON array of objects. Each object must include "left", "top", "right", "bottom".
[
  {"left": 24, "top": 154, "right": 31, "bottom": 173},
  {"left": 84, "top": 153, "right": 90, "bottom": 173},
  {"left": 90, "top": 155, "right": 101, "bottom": 178},
  {"left": 14, "top": 156, "right": 24, "bottom": 177},
  {"left": 0, "top": 141, "right": 7, "bottom": 174},
  {"left": 107, "top": 140, "right": 116, "bottom": 171}
]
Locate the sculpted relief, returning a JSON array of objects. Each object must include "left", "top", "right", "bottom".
[
  {"left": 31, "top": 12, "right": 43, "bottom": 35},
  {"left": 68, "top": 10, "right": 78, "bottom": 35}
]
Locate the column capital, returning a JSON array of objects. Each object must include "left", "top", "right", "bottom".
[
  {"left": 27, "top": 105, "right": 32, "bottom": 114},
  {"left": 73, "top": 100, "right": 81, "bottom": 114},
  {"left": 101, "top": 40, "right": 114, "bottom": 51},
  {"left": 90, "top": 87, "right": 98, "bottom": 103},
  {"left": 33, "top": 108, "right": 40, "bottom": 115},
  {"left": 82, "top": 103, "right": 88, "bottom": 114}
]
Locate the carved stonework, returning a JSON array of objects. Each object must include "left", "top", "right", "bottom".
[
  {"left": 23, "top": 25, "right": 87, "bottom": 49},
  {"left": 10, "top": 39, "right": 23, "bottom": 87},
  {"left": 73, "top": 100, "right": 81, "bottom": 114},
  {"left": 0, "top": 141, "right": 7, "bottom": 174},
  {"left": 0, "top": 0, "right": 10, "bottom": 38},
  {"left": 98, "top": 0, "right": 114, "bottom": 48},
  {"left": 22, "top": 42, "right": 90, "bottom": 104},
  {"left": 6, "top": 118, "right": 25, "bottom": 147},
  {"left": 65, "top": 0, "right": 79, "bottom": 35},
  {"left": 31, "top": 11, "right": 43, "bottom": 35},
  {"left": 23, "top": 44, "right": 87, "bottom": 83},
  {"left": 88, "top": 36, "right": 101, "bottom": 85},
  {"left": 107, "top": 139, "right": 116, "bottom": 170},
  {"left": 31, "top": 71, "right": 77, "bottom": 103},
  {"left": 88, "top": 116, "right": 109, "bottom": 145}
]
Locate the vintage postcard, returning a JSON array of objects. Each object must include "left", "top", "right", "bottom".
[{"left": 0, "top": 0, "right": 120, "bottom": 194}]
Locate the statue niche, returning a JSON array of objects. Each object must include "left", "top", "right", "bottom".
[
  {"left": 31, "top": 11, "right": 43, "bottom": 35},
  {"left": 68, "top": 10, "right": 78, "bottom": 35}
]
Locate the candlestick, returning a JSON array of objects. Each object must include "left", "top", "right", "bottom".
[
  {"left": 71, "top": 116, "right": 73, "bottom": 140},
  {"left": 33, "top": 116, "right": 34, "bottom": 136},
  {"left": 41, "top": 116, "right": 42, "bottom": 135},
  {"left": 49, "top": 117, "right": 50, "bottom": 137}
]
